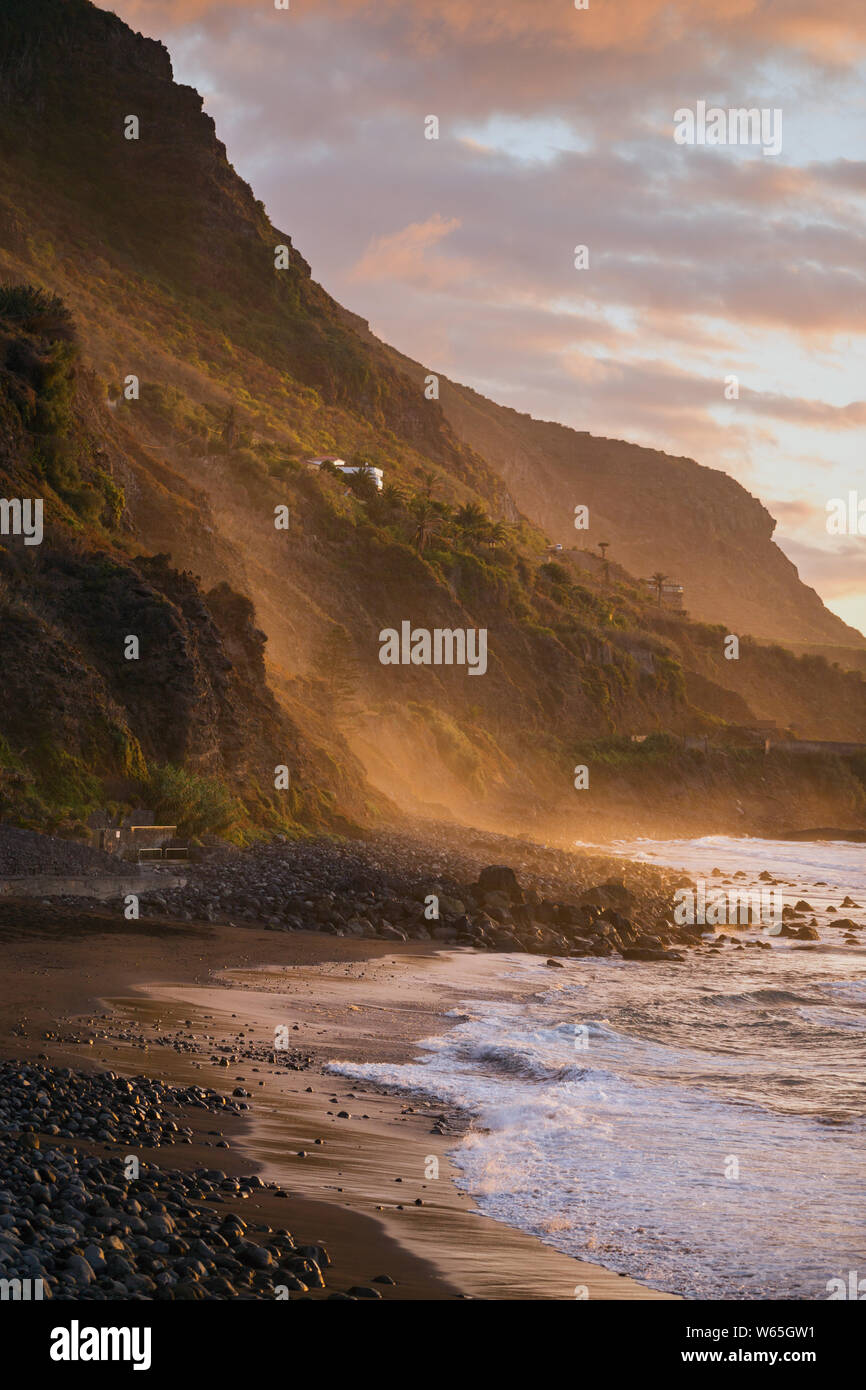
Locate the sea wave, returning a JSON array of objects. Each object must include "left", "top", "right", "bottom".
[{"left": 331, "top": 837, "right": 866, "bottom": 1298}]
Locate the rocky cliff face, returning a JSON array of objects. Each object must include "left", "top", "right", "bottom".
[
  {"left": 379, "top": 352, "right": 865, "bottom": 651},
  {"left": 0, "top": 0, "right": 864, "bottom": 839},
  {"left": 0, "top": 298, "right": 375, "bottom": 836},
  {"left": 650, "top": 615, "right": 866, "bottom": 742}
]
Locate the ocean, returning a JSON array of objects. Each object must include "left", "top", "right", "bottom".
[{"left": 332, "top": 836, "right": 866, "bottom": 1299}]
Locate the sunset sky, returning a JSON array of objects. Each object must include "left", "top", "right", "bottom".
[{"left": 113, "top": 0, "right": 866, "bottom": 637}]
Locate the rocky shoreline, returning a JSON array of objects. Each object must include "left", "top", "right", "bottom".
[
  {"left": 20, "top": 819, "right": 852, "bottom": 962},
  {"left": 0, "top": 1061, "right": 386, "bottom": 1301},
  {"left": 0, "top": 824, "right": 689, "bottom": 1303},
  {"left": 0, "top": 824, "right": 129, "bottom": 878},
  {"left": 7, "top": 823, "right": 860, "bottom": 1304},
  {"left": 76, "top": 826, "right": 701, "bottom": 963}
]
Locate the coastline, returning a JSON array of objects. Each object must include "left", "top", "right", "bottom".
[{"left": 0, "top": 907, "right": 676, "bottom": 1300}]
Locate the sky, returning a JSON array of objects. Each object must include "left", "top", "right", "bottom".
[{"left": 112, "top": 0, "right": 866, "bottom": 637}]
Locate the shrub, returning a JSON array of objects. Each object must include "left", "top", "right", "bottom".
[
  {"left": 0, "top": 283, "right": 76, "bottom": 341},
  {"left": 141, "top": 763, "right": 244, "bottom": 837}
]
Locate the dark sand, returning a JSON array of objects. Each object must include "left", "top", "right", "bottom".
[{"left": 0, "top": 903, "right": 676, "bottom": 1300}]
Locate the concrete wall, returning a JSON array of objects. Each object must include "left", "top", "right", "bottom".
[{"left": 0, "top": 872, "right": 186, "bottom": 900}]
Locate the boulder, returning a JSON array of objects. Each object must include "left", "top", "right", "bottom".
[
  {"left": 578, "top": 879, "right": 636, "bottom": 911},
  {"left": 438, "top": 895, "right": 466, "bottom": 918},
  {"left": 66, "top": 1254, "right": 95, "bottom": 1284},
  {"left": 775, "top": 922, "right": 819, "bottom": 940},
  {"left": 237, "top": 1240, "right": 272, "bottom": 1269},
  {"left": 793, "top": 924, "right": 820, "bottom": 940},
  {"left": 492, "top": 928, "right": 523, "bottom": 951},
  {"left": 482, "top": 893, "right": 513, "bottom": 919},
  {"left": 475, "top": 866, "right": 523, "bottom": 902}
]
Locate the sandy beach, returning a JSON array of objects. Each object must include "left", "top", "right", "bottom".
[{"left": 0, "top": 901, "right": 675, "bottom": 1300}]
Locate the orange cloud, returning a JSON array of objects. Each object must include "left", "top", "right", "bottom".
[
  {"left": 115, "top": 0, "right": 866, "bottom": 59},
  {"left": 347, "top": 214, "right": 467, "bottom": 288}
]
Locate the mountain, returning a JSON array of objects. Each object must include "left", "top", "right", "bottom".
[
  {"left": 373, "top": 346, "right": 865, "bottom": 653},
  {"left": 0, "top": 0, "right": 864, "bottom": 842},
  {"left": 0, "top": 290, "right": 380, "bottom": 837}
]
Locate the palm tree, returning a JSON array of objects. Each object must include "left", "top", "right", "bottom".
[
  {"left": 649, "top": 571, "right": 668, "bottom": 606},
  {"left": 453, "top": 502, "right": 489, "bottom": 544},
  {"left": 598, "top": 539, "right": 611, "bottom": 585},
  {"left": 409, "top": 495, "right": 441, "bottom": 551},
  {"left": 417, "top": 469, "right": 438, "bottom": 500},
  {"left": 485, "top": 520, "right": 510, "bottom": 549},
  {"left": 379, "top": 482, "right": 407, "bottom": 510}
]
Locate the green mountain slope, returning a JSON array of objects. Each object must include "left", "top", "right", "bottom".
[
  {"left": 375, "top": 342, "right": 865, "bottom": 652},
  {"left": 0, "top": 0, "right": 864, "bottom": 840}
]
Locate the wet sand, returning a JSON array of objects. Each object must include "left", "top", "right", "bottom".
[{"left": 0, "top": 903, "right": 676, "bottom": 1300}]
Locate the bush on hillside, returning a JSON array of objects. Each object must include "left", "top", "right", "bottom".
[{"left": 140, "top": 763, "right": 244, "bottom": 837}]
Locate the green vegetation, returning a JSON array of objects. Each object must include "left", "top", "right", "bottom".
[
  {"left": 0, "top": 733, "right": 100, "bottom": 836},
  {"left": 139, "top": 763, "right": 246, "bottom": 839},
  {"left": 0, "top": 282, "right": 126, "bottom": 534},
  {"left": 0, "top": 284, "right": 75, "bottom": 340}
]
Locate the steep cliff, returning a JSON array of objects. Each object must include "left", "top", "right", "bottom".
[
  {"left": 378, "top": 349, "right": 865, "bottom": 651},
  {"left": 0, "top": 0, "right": 864, "bottom": 841},
  {"left": 0, "top": 294, "right": 376, "bottom": 836}
]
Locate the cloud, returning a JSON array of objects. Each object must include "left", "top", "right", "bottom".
[
  {"left": 769, "top": 498, "right": 828, "bottom": 527},
  {"left": 117, "top": 1, "right": 866, "bottom": 61},
  {"left": 347, "top": 214, "right": 466, "bottom": 288},
  {"left": 739, "top": 392, "right": 866, "bottom": 428},
  {"left": 779, "top": 535, "right": 866, "bottom": 601}
]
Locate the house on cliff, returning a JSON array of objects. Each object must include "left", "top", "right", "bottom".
[{"left": 305, "top": 455, "right": 384, "bottom": 491}]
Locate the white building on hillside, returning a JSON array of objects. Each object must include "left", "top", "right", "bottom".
[{"left": 305, "top": 455, "right": 384, "bottom": 491}]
